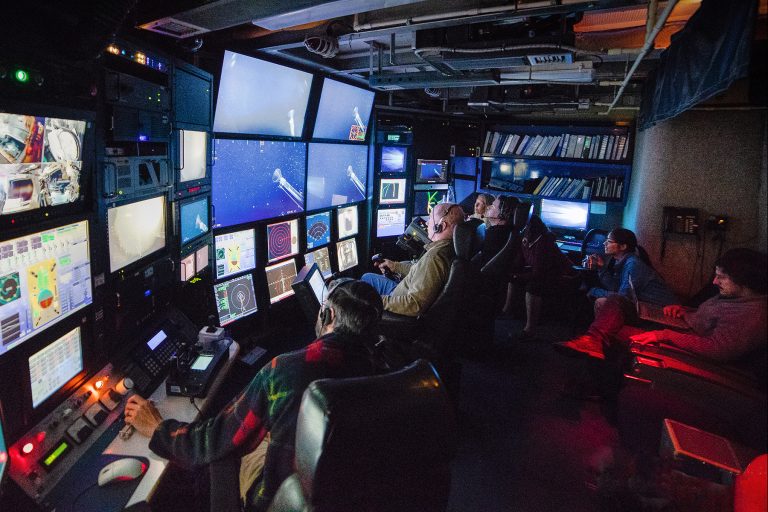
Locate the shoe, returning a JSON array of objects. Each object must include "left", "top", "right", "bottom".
[{"left": 553, "top": 335, "right": 605, "bottom": 360}]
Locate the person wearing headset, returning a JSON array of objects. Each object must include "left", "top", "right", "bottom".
[
  {"left": 124, "top": 279, "right": 384, "bottom": 512},
  {"left": 362, "top": 202, "right": 463, "bottom": 317}
]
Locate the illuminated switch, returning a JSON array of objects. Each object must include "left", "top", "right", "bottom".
[
  {"left": 84, "top": 402, "right": 108, "bottom": 426},
  {"left": 99, "top": 389, "right": 122, "bottom": 411},
  {"left": 114, "top": 378, "right": 134, "bottom": 395},
  {"left": 66, "top": 418, "right": 94, "bottom": 444}
]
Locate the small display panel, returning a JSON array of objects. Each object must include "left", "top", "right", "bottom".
[
  {"left": 305, "top": 211, "right": 331, "bottom": 249},
  {"left": 179, "top": 129, "right": 207, "bottom": 183},
  {"left": 377, "top": 208, "right": 406, "bottom": 238},
  {"left": 336, "top": 239, "right": 358, "bottom": 272},
  {"left": 212, "top": 139, "right": 306, "bottom": 228},
  {"left": 191, "top": 354, "right": 214, "bottom": 371},
  {"left": 540, "top": 198, "right": 589, "bottom": 232},
  {"left": 1, "top": 113, "right": 87, "bottom": 216},
  {"left": 336, "top": 205, "right": 358, "bottom": 239},
  {"left": 304, "top": 247, "right": 333, "bottom": 278},
  {"left": 29, "top": 327, "right": 83, "bottom": 408},
  {"left": 214, "top": 229, "right": 256, "bottom": 280},
  {"left": 265, "top": 258, "right": 298, "bottom": 304},
  {"left": 0, "top": 221, "right": 92, "bottom": 356},
  {"left": 415, "top": 159, "right": 448, "bottom": 184},
  {"left": 147, "top": 330, "right": 166, "bottom": 350},
  {"left": 380, "top": 146, "right": 406, "bottom": 173},
  {"left": 307, "top": 143, "right": 367, "bottom": 211},
  {"left": 413, "top": 190, "right": 448, "bottom": 216},
  {"left": 379, "top": 178, "right": 406, "bottom": 205},
  {"left": 267, "top": 218, "right": 299, "bottom": 263},
  {"left": 41, "top": 440, "right": 71, "bottom": 469},
  {"left": 308, "top": 265, "right": 327, "bottom": 304},
  {"left": 196, "top": 245, "right": 209, "bottom": 272},
  {"left": 108, "top": 195, "right": 166, "bottom": 272},
  {"left": 181, "top": 253, "right": 195, "bottom": 281},
  {"left": 214, "top": 274, "right": 258, "bottom": 326},
  {"left": 180, "top": 195, "right": 210, "bottom": 245},
  {"left": 313, "top": 78, "right": 375, "bottom": 141},
  {"left": 214, "top": 50, "right": 312, "bottom": 137}
]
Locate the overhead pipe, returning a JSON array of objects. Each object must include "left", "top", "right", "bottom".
[{"left": 606, "top": 0, "right": 679, "bottom": 113}]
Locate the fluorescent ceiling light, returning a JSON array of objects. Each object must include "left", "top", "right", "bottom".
[{"left": 252, "top": 0, "right": 426, "bottom": 30}]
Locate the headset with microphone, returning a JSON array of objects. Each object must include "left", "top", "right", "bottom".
[
  {"left": 318, "top": 277, "right": 355, "bottom": 328},
  {"left": 432, "top": 204, "right": 457, "bottom": 234}
]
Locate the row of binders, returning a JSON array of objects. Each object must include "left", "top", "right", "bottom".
[
  {"left": 521, "top": 175, "right": 624, "bottom": 200},
  {"left": 483, "top": 131, "right": 630, "bottom": 161}
]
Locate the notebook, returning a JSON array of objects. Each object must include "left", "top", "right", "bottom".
[{"left": 628, "top": 276, "right": 689, "bottom": 330}]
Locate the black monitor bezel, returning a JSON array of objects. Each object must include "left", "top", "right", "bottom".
[
  {"left": 414, "top": 158, "right": 449, "bottom": 184},
  {"left": 177, "top": 192, "right": 211, "bottom": 248}
]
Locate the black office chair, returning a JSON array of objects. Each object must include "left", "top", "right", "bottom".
[
  {"left": 266, "top": 359, "right": 457, "bottom": 512},
  {"left": 580, "top": 228, "right": 608, "bottom": 260}
]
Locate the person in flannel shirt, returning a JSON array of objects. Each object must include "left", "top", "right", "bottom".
[{"left": 124, "top": 279, "right": 384, "bottom": 512}]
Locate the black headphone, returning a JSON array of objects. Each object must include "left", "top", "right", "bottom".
[{"left": 433, "top": 204, "right": 457, "bottom": 234}]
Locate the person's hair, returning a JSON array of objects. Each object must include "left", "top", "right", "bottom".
[
  {"left": 434, "top": 202, "right": 464, "bottom": 229},
  {"left": 610, "top": 228, "right": 654, "bottom": 269},
  {"left": 714, "top": 248, "right": 767, "bottom": 294},
  {"left": 524, "top": 214, "right": 548, "bottom": 239},
  {"left": 325, "top": 280, "right": 384, "bottom": 335},
  {"left": 496, "top": 195, "right": 519, "bottom": 222},
  {"left": 477, "top": 193, "right": 495, "bottom": 207}
]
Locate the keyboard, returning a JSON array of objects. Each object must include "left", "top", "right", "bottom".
[{"left": 637, "top": 302, "right": 689, "bottom": 329}]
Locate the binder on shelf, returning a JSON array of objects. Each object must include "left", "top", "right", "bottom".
[
  {"left": 483, "top": 131, "right": 493, "bottom": 153},
  {"left": 532, "top": 176, "right": 550, "bottom": 195},
  {"left": 565, "top": 136, "right": 578, "bottom": 158},
  {"left": 516, "top": 134, "right": 531, "bottom": 155},
  {"left": 581, "top": 136, "right": 592, "bottom": 159},
  {"left": 598, "top": 137, "right": 609, "bottom": 159},
  {"left": 621, "top": 136, "right": 630, "bottom": 160}
]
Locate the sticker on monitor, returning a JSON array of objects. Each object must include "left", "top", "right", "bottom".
[
  {"left": 336, "top": 239, "right": 358, "bottom": 272},
  {"left": 267, "top": 218, "right": 299, "bottom": 263},
  {"left": 265, "top": 258, "right": 298, "bottom": 304}
]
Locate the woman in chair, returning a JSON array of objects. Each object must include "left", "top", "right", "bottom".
[{"left": 475, "top": 195, "right": 518, "bottom": 267}]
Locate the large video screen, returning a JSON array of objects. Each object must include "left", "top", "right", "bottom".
[
  {"left": 212, "top": 139, "right": 306, "bottom": 228},
  {"left": 214, "top": 51, "right": 312, "bottom": 137},
  {"left": 214, "top": 229, "right": 256, "bottom": 280},
  {"left": 336, "top": 205, "right": 358, "bottom": 239},
  {"left": 179, "top": 129, "right": 207, "bottom": 183},
  {"left": 180, "top": 195, "right": 209, "bottom": 245},
  {"left": 29, "top": 326, "right": 83, "bottom": 408},
  {"left": 313, "top": 78, "right": 375, "bottom": 142},
  {"left": 214, "top": 273, "right": 258, "bottom": 326},
  {"left": 307, "top": 143, "right": 367, "bottom": 211},
  {"left": 304, "top": 247, "right": 332, "bottom": 278},
  {"left": 377, "top": 208, "right": 406, "bottom": 238},
  {"left": 380, "top": 146, "right": 406, "bottom": 173},
  {"left": 540, "top": 198, "right": 589, "bottom": 232},
  {"left": 267, "top": 218, "right": 299, "bottom": 263},
  {"left": 265, "top": 258, "right": 297, "bottom": 304},
  {"left": 1, "top": 112, "right": 87, "bottom": 216},
  {"left": 306, "top": 211, "right": 331, "bottom": 249},
  {"left": 108, "top": 195, "right": 166, "bottom": 272},
  {"left": 0, "top": 221, "right": 92, "bottom": 356},
  {"left": 336, "top": 238, "right": 358, "bottom": 272}
]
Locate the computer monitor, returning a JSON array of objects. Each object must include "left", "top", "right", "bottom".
[
  {"left": 0, "top": 220, "right": 92, "bottom": 356},
  {"left": 266, "top": 218, "right": 299, "bottom": 263},
  {"left": 179, "top": 195, "right": 210, "bottom": 246},
  {"left": 214, "top": 273, "right": 258, "bottom": 326},
  {"left": 539, "top": 198, "right": 589, "bottom": 232},
  {"left": 28, "top": 326, "right": 83, "bottom": 408},
  {"left": 196, "top": 245, "right": 209, "bottom": 273},
  {"left": 415, "top": 159, "right": 448, "bottom": 184},
  {"left": 178, "top": 129, "right": 208, "bottom": 184},
  {"left": 108, "top": 195, "right": 166, "bottom": 272},
  {"left": 212, "top": 139, "right": 306, "bottom": 228},
  {"left": 181, "top": 252, "right": 196, "bottom": 281},
  {"left": 336, "top": 238, "right": 358, "bottom": 272},
  {"left": 291, "top": 263, "right": 328, "bottom": 324},
  {"left": 336, "top": 205, "right": 358, "bottom": 239},
  {"left": 413, "top": 189, "right": 448, "bottom": 216},
  {"left": 214, "top": 50, "right": 312, "bottom": 137},
  {"left": 313, "top": 78, "right": 375, "bottom": 141},
  {"left": 265, "top": 258, "right": 298, "bottom": 304},
  {"left": 379, "top": 178, "right": 406, "bottom": 205},
  {"left": 307, "top": 143, "right": 368, "bottom": 211},
  {"left": 377, "top": 207, "right": 406, "bottom": 238},
  {"left": 380, "top": 146, "right": 407, "bottom": 173},
  {"left": 304, "top": 246, "right": 333, "bottom": 277},
  {"left": 214, "top": 228, "right": 256, "bottom": 280},
  {"left": 305, "top": 211, "right": 331, "bottom": 249},
  {"left": 181, "top": 243, "right": 211, "bottom": 282}
]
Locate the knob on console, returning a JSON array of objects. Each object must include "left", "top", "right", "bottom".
[{"left": 115, "top": 377, "right": 134, "bottom": 395}]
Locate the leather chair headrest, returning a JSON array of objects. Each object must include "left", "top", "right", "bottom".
[
  {"left": 512, "top": 202, "right": 532, "bottom": 232},
  {"left": 453, "top": 221, "right": 478, "bottom": 259}
]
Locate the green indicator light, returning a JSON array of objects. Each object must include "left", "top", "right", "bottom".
[
  {"left": 14, "top": 69, "right": 29, "bottom": 83},
  {"left": 44, "top": 442, "right": 69, "bottom": 467},
  {"left": 387, "top": 134, "right": 400, "bottom": 142}
]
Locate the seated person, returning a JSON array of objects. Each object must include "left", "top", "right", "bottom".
[
  {"left": 474, "top": 195, "right": 518, "bottom": 268},
  {"left": 124, "top": 280, "right": 385, "bottom": 512},
  {"left": 361, "top": 202, "right": 463, "bottom": 317},
  {"left": 469, "top": 193, "right": 495, "bottom": 222}
]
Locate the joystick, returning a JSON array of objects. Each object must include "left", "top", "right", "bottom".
[{"left": 371, "top": 254, "right": 402, "bottom": 282}]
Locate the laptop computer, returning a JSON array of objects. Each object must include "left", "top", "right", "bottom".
[{"left": 628, "top": 276, "right": 689, "bottom": 330}]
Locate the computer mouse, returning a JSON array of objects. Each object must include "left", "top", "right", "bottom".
[{"left": 97, "top": 458, "right": 147, "bottom": 487}]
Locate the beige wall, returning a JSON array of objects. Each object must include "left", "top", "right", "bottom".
[{"left": 624, "top": 109, "right": 767, "bottom": 298}]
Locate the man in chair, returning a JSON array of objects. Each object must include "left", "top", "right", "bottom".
[
  {"left": 124, "top": 280, "right": 384, "bottom": 512},
  {"left": 362, "top": 202, "right": 463, "bottom": 317}
]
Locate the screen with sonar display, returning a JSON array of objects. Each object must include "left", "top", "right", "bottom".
[
  {"left": 267, "top": 218, "right": 299, "bottom": 263},
  {"left": 214, "top": 273, "right": 258, "bottom": 326},
  {"left": 305, "top": 211, "right": 331, "bottom": 249}
]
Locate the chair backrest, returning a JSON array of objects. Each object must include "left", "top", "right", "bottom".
[
  {"left": 512, "top": 202, "right": 532, "bottom": 233},
  {"left": 267, "top": 359, "right": 457, "bottom": 512},
  {"left": 480, "top": 230, "right": 518, "bottom": 278},
  {"left": 581, "top": 228, "right": 608, "bottom": 259}
]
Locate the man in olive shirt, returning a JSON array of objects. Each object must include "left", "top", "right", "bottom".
[{"left": 362, "top": 202, "right": 462, "bottom": 317}]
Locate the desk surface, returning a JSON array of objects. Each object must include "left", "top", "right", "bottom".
[{"left": 103, "top": 340, "right": 240, "bottom": 508}]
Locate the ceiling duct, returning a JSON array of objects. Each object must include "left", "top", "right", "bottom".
[
  {"left": 527, "top": 52, "right": 573, "bottom": 65},
  {"left": 139, "top": 17, "right": 210, "bottom": 38}
]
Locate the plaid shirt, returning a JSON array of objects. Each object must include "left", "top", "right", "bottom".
[{"left": 149, "top": 332, "right": 376, "bottom": 511}]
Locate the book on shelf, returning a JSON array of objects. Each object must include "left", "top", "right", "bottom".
[
  {"left": 559, "top": 134, "right": 570, "bottom": 158},
  {"left": 581, "top": 136, "right": 592, "bottom": 159},
  {"left": 605, "top": 136, "right": 615, "bottom": 161},
  {"left": 483, "top": 128, "right": 631, "bottom": 160},
  {"left": 532, "top": 176, "right": 550, "bottom": 195},
  {"left": 565, "top": 135, "right": 578, "bottom": 158}
]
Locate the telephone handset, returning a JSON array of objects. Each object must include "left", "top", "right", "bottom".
[{"left": 663, "top": 207, "right": 699, "bottom": 235}]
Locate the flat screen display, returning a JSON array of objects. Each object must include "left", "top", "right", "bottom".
[
  {"left": 379, "top": 178, "right": 406, "bottom": 205},
  {"left": 307, "top": 143, "right": 367, "bottom": 211},
  {"left": 415, "top": 159, "right": 448, "bottom": 184},
  {"left": 1, "top": 113, "right": 87, "bottom": 216},
  {"left": 180, "top": 195, "right": 210, "bottom": 245},
  {"left": 179, "top": 129, "right": 207, "bottom": 183},
  {"left": 196, "top": 245, "right": 209, "bottom": 272},
  {"left": 108, "top": 195, "right": 166, "bottom": 272},
  {"left": 313, "top": 78, "right": 375, "bottom": 141},
  {"left": 380, "top": 146, "right": 406, "bottom": 173},
  {"left": 307, "top": 265, "right": 327, "bottom": 304},
  {"left": 377, "top": 208, "right": 406, "bottom": 238},
  {"left": 214, "top": 273, "right": 258, "bottom": 326},
  {"left": 540, "top": 199, "right": 589, "bottom": 231},
  {"left": 191, "top": 353, "right": 214, "bottom": 371},
  {"left": 336, "top": 205, "right": 358, "bottom": 239},
  {"left": 214, "top": 229, "right": 256, "bottom": 280},
  {"left": 0, "top": 221, "right": 92, "bottom": 356},
  {"left": 454, "top": 178, "right": 476, "bottom": 204},
  {"left": 306, "top": 211, "right": 331, "bottom": 249},
  {"left": 265, "top": 258, "right": 297, "bottom": 304},
  {"left": 304, "top": 247, "right": 333, "bottom": 278},
  {"left": 336, "top": 238, "right": 358, "bottom": 272},
  {"left": 29, "top": 326, "right": 83, "bottom": 408},
  {"left": 212, "top": 139, "right": 306, "bottom": 228},
  {"left": 214, "top": 50, "right": 312, "bottom": 137},
  {"left": 413, "top": 190, "right": 448, "bottom": 216},
  {"left": 267, "top": 218, "right": 299, "bottom": 263}
]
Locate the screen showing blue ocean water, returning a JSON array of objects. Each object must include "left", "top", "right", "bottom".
[
  {"left": 213, "top": 139, "right": 306, "bottom": 228},
  {"left": 180, "top": 196, "right": 210, "bottom": 245},
  {"left": 313, "top": 79, "right": 375, "bottom": 141},
  {"left": 380, "top": 146, "right": 406, "bottom": 173},
  {"left": 214, "top": 51, "right": 312, "bottom": 137},
  {"left": 306, "top": 211, "right": 331, "bottom": 249},
  {"left": 307, "top": 143, "right": 368, "bottom": 211},
  {"left": 540, "top": 199, "right": 589, "bottom": 231}
]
